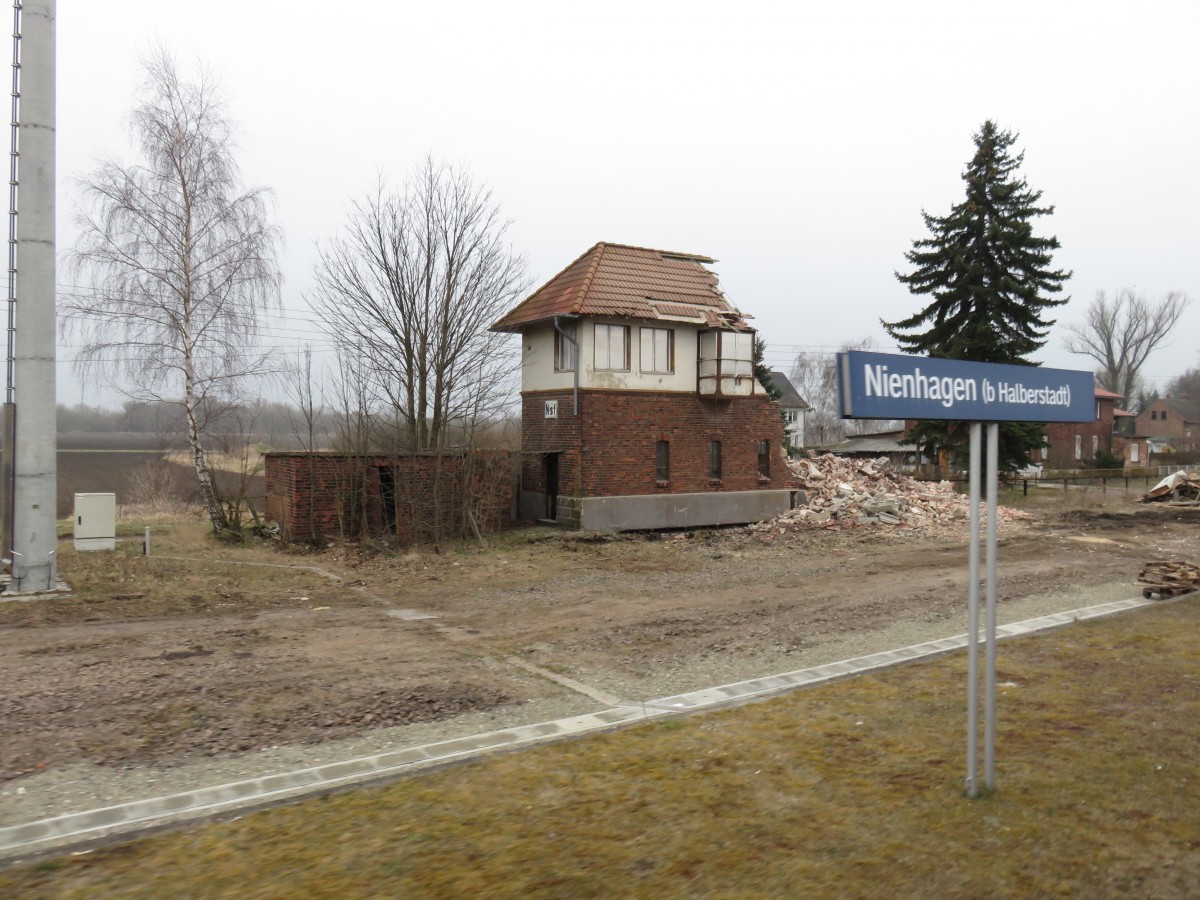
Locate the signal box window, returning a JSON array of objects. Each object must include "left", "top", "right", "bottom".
[
  {"left": 655, "top": 440, "right": 670, "bottom": 482},
  {"left": 554, "top": 322, "right": 577, "bottom": 372},
  {"left": 595, "top": 324, "right": 630, "bottom": 372},
  {"left": 640, "top": 327, "right": 674, "bottom": 374},
  {"left": 709, "top": 440, "right": 722, "bottom": 480},
  {"left": 757, "top": 440, "right": 770, "bottom": 478}
]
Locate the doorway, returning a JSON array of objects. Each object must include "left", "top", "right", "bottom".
[
  {"left": 378, "top": 466, "right": 398, "bottom": 534},
  {"left": 544, "top": 453, "right": 559, "bottom": 521}
]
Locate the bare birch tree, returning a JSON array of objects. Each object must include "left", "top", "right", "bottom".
[
  {"left": 789, "top": 338, "right": 899, "bottom": 446},
  {"left": 64, "top": 51, "right": 282, "bottom": 535},
  {"left": 788, "top": 349, "right": 842, "bottom": 447},
  {"left": 309, "top": 158, "right": 529, "bottom": 451},
  {"left": 1063, "top": 288, "right": 1191, "bottom": 403}
]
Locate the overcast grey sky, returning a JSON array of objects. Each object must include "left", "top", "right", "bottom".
[{"left": 56, "top": 0, "right": 1199, "bottom": 408}]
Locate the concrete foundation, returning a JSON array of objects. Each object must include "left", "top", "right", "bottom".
[
  {"left": 511, "top": 489, "right": 792, "bottom": 532},
  {"left": 522, "top": 489, "right": 801, "bottom": 532},
  {"left": 581, "top": 489, "right": 793, "bottom": 532}
]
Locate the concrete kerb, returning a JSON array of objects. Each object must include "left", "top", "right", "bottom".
[{"left": 0, "top": 594, "right": 1164, "bottom": 861}]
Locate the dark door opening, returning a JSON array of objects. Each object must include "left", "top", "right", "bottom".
[
  {"left": 378, "top": 466, "right": 398, "bottom": 534},
  {"left": 544, "top": 453, "right": 559, "bottom": 521}
]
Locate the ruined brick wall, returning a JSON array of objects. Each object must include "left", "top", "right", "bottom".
[
  {"left": 265, "top": 452, "right": 513, "bottom": 545},
  {"left": 521, "top": 388, "right": 793, "bottom": 499},
  {"left": 265, "top": 454, "right": 365, "bottom": 543}
]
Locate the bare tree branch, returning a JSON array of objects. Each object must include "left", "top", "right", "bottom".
[
  {"left": 308, "top": 157, "right": 528, "bottom": 451},
  {"left": 1062, "top": 288, "right": 1191, "bottom": 403},
  {"left": 62, "top": 49, "right": 283, "bottom": 535}
]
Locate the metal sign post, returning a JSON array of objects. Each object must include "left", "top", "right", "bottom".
[
  {"left": 985, "top": 421, "right": 999, "bottom": 791},
  {"left": 837, "top": 351, "right": 1095, "bottom": 798},
  {"left": 966, "top": 423, "right": 981, "bottom": 796},
  {"left": 966, "top": 421, "right": 1000, "bottom": 796}
]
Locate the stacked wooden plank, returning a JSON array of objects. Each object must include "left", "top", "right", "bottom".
[
  {"left": 1141, "top": 470, "right": 1200, "bottom": 503},
  {"left": 1138, "top": 560, "right": 1200, "bottom": 599}
]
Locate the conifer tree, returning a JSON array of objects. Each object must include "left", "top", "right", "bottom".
[
  {"left": 754, "top": 336, "right": 781, "bottom": 401},
  {"left": 883, "top": 120, "right": 1070, "bottom": 469}
]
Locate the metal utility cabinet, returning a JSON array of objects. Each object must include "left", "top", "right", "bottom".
[{"left": 74, "top": 492, "right": 116, "bottom": 551}]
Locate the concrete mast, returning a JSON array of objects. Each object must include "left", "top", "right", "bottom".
[{"left": 7, "top": 0, "right": 56, "bottom": 591}]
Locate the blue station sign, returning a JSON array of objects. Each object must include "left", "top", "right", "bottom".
[{"left": 837, "top": 351, "right": 1097, "bottom": 423}]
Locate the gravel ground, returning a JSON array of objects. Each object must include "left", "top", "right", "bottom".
[{"left": 0, "top": 576, "right": 1146, "bottom": 827}]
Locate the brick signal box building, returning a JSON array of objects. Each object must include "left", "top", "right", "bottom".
[{"left": 491, "top": 242, "right": 795, "bottom": 531}]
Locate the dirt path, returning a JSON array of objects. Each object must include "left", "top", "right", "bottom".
[{"left": 2, "top": 504, "right": 1197, "bottom": 796}]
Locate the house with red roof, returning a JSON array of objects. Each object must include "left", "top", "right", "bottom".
[
  {"left": 1119, "top": 395, "right": 1200, "bottom": 465},
  {"left": 1134, "top": 396, "right": 1200, "bottom": 455},
  {"left": 491, "top": 242, "right": 795, "bottom": 530}
]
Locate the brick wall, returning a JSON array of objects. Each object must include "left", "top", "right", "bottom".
[
  {"left": 519, "top": 391, "right": 583, "bottom": 496},
  {"left": 1043, "top": 397, "right": 1116, "bottom": 468},
  {"left": 265, "top": 451, "right": 513, "bottom": 545},
  {"left": 521, "top": 388, "right": 794, "bottom": 499}
]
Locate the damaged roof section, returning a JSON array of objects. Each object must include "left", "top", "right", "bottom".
[{"left": 491, "top": 242, "right": 753, "bottom": 332}]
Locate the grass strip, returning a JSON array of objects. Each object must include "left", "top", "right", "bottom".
[{"left": 4, "top": 599, "right": 1198, "bottom": 898}]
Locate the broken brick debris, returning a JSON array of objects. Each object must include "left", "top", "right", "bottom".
[{"left": 748, "top": 453, "right": 1030, "bottom": 535}]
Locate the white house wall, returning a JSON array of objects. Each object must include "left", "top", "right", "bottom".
[{"left": 521, "top": 319, "right": 703, "bottom": 394}]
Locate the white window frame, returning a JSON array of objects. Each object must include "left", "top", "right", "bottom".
[
  {"left": 639, "top": 326, "right": 674, "bottom": 374},
  {"left": 554, "top": 322, "right": 577, "bottom": 372},
  {"left": 594, "top": 324, "right": 630, "bottom": 372}
]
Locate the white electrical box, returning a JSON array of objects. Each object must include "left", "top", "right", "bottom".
[{"left": 74, "top": 492, "right": 117, "bottom": 551}]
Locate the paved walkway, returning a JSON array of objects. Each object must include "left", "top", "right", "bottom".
[{"left": 0, "top": 595, "right": 1157, "bottom": 861}]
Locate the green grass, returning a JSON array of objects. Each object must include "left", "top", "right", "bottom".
[{"left": 3, "top": 599, "right": 1197, "bottom": 898}]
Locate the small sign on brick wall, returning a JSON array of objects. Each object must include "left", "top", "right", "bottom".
[{"left": 544, "top": 399, "right": 558, "bottom": 419}]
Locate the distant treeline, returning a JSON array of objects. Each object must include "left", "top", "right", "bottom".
[
  {"left": 57, "top": 400, "right": 340, "bottom": 438},
  {"left": 56, "top": 401, "right": 520, "bottom": 452}
]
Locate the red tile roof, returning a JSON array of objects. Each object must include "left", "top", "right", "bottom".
[
  {"left": 491, "top": 242, "right": 750, "bottom": 332},
  {"left": 1094, "top": 387, "right": 1123, "bottom": 399}
]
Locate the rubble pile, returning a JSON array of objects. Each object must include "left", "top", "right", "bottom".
[
  {"left": 1141, "top": 470, "right": 1200, "bottom": 503},
  {"left": 750, "top": 453, "right": 1030, "bottom": 535}
]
